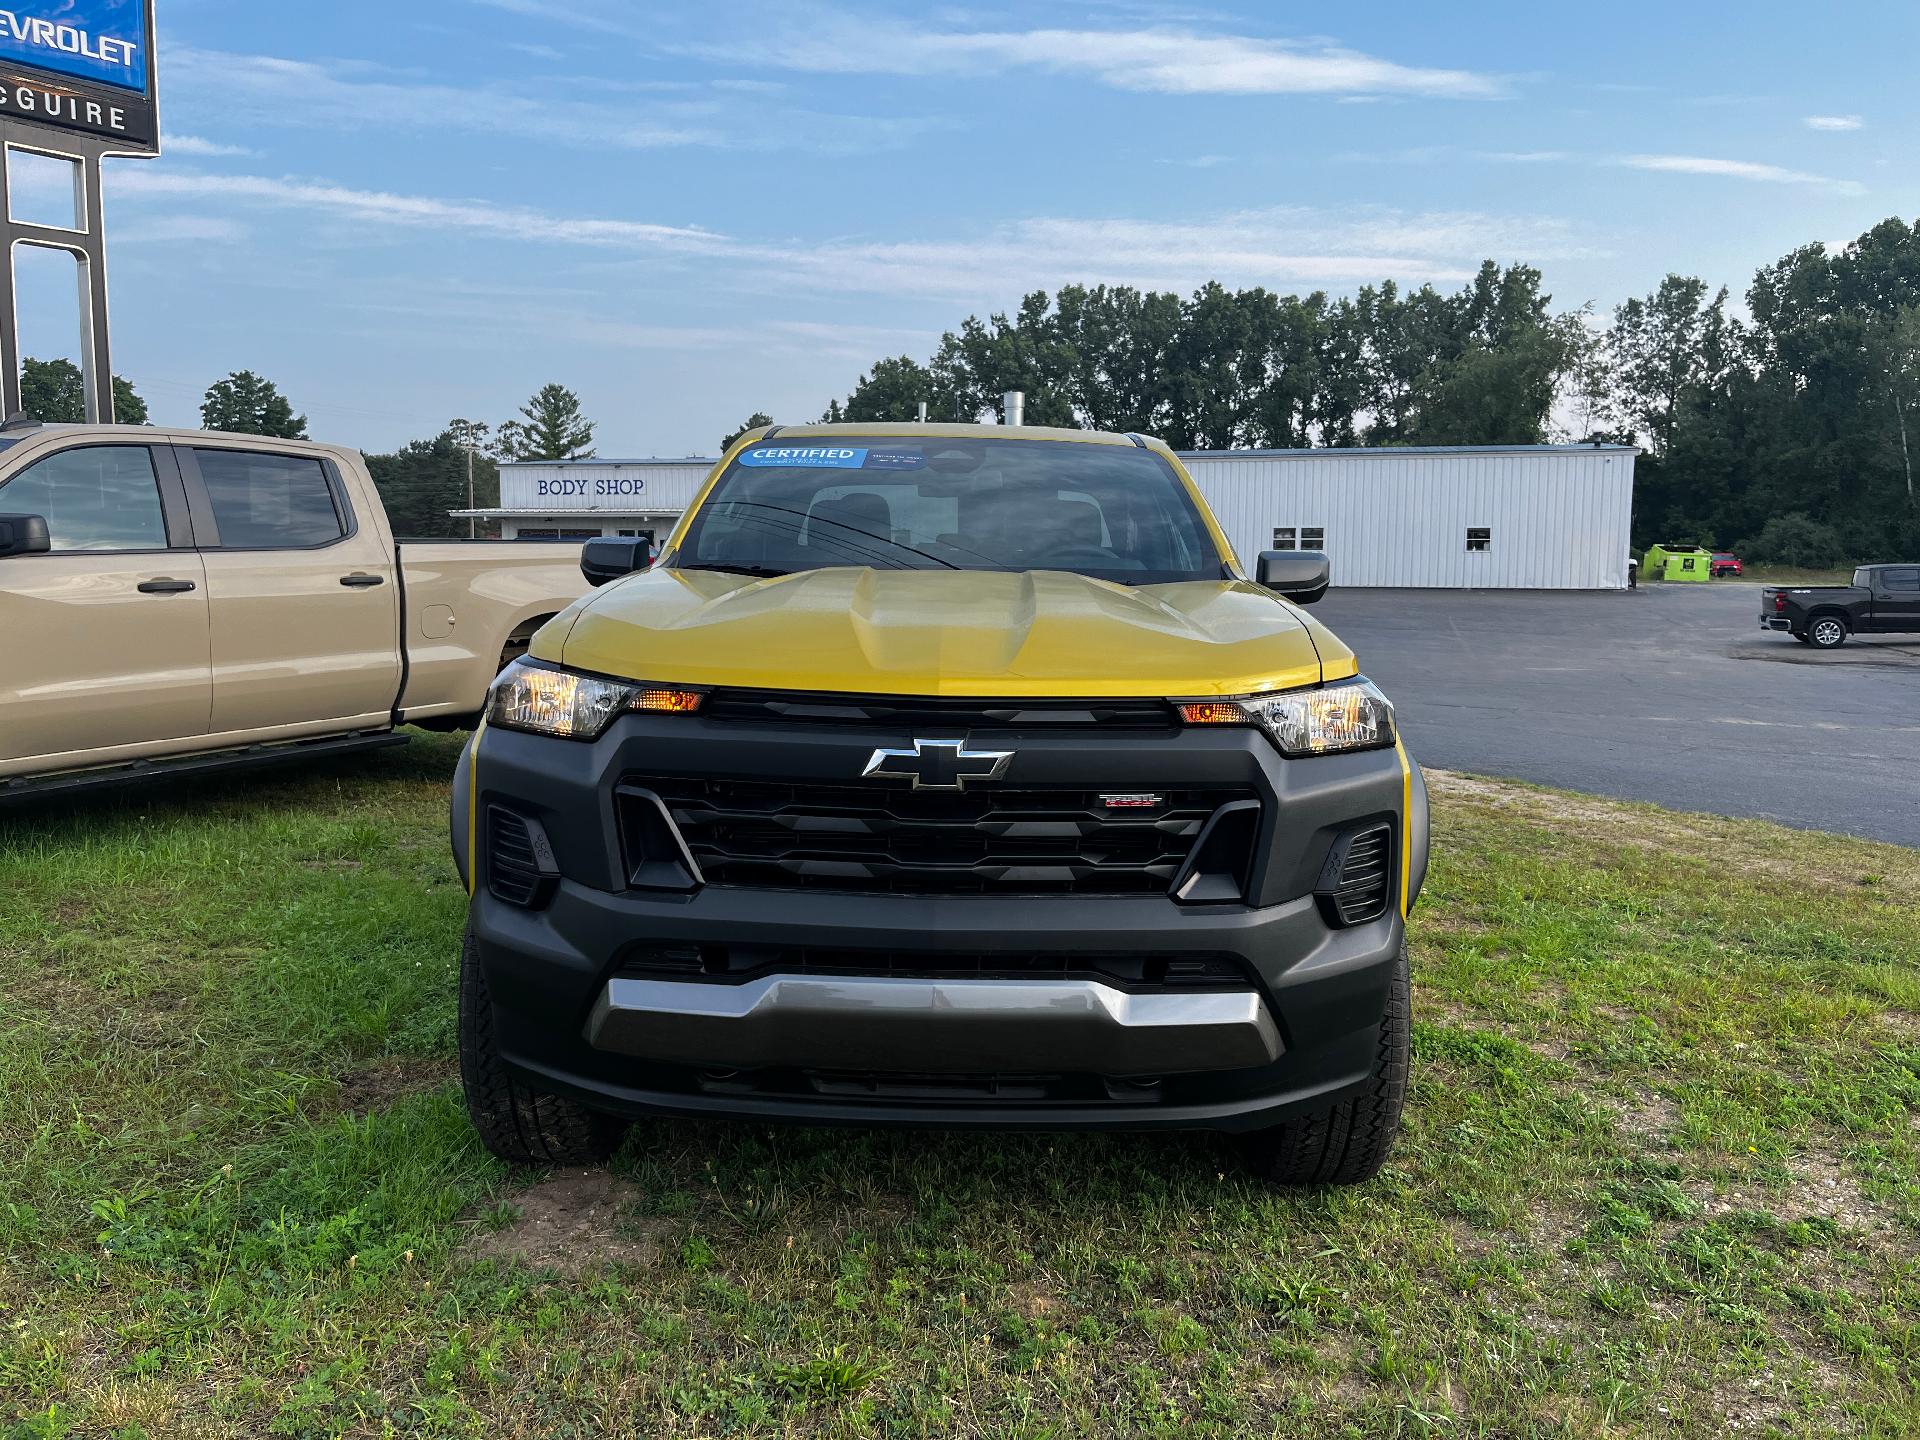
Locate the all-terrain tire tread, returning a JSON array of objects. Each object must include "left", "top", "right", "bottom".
[
  {"left": 459, "top": 929, "right": 622, "bottom": 1166},
  {"left": 1243, "top": 939, "right": 1410, "bottom": 1186}
]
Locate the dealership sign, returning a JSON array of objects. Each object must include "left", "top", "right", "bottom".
[{"left": 0, "top": 0, "right": 157, "bottom": 151}]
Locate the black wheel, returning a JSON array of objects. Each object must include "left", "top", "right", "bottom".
[
  {"left": 1806, "top": 615, "right": 1849, "bottom": 649},
  {"left": 1240, "top": 940, "right": 1409, "bottom": 1186},
  {"left": 459, "top": 926, "right": 627, "bottom": 1165}
]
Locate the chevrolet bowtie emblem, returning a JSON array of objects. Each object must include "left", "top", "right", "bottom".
[{"left": 861, "top": 738, "right": 1014, "bottom": 791}]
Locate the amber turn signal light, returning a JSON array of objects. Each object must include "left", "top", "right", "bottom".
[
  {"left": 1177, "top": 702, "right": 1246, "bottom": 726},
  {"left": 632, "top": 688, "right": 705, "bottom": 714}
]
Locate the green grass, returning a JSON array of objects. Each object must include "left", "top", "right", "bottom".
[
  {"left": 2, "top": 738, "right": 1916, "bottom": 1437},
  {"left": 1735, "top": 564, "right": 1859, "bottom": 586}
]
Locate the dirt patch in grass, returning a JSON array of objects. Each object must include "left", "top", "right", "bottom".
[
  {"left": 1606, "top": 1085, "right": 1684, "bottom": 1146},
  {"left": 336, "top": 1056, "right": 455, "bottom": 1114},
  {"left": 466, "top": 1168, "right": 673, "bottom": 1276},
  {"left": 1008, "top": 1279, "right": 1061, "bottom": 1320},
  {"left": 1699, "top": 1143, "right": 1904, "bottom": 1250}
]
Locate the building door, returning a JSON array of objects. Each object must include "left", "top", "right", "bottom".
[
  {"left": 179, "top": 445, "right": 402, "bottom": 737},
  {"left": 0, "top": 443, "right": 212, "bottom": 767}
]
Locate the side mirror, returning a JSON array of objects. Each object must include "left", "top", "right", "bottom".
[
  {"left": 580, "top": 536, "right": 651, "bottom": 587},
  {"left": 0, "top": 513, "right": 50, "bottom": 558},
  {"left": 1256, "top": 550, "right": 1330, "bottom": 604}
]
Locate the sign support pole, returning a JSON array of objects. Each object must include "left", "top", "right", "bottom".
[{"left": 0, "top": 126, "right": 116, "bottom": 423}]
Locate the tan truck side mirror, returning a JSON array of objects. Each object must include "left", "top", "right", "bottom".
[{"left": 0, "top": 513, "right": 50, "bottom": 558}]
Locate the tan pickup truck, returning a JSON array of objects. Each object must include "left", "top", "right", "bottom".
[{"left": 0, "top": 423, "right": 588, "bottom": 797}]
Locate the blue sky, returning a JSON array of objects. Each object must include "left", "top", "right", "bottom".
[{"left": 18, "top": 0, "right": 1918, "bottom": 454}]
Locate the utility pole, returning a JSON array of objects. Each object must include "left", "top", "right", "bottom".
[{"left": 450, "top": 417, "right": 488, "bottom": 538}]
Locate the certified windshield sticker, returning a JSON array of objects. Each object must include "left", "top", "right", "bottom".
[
  {"left": 863, "top": 449, "right": 926, "bottom": 471},
  {"left": 739, "top": 447, "right": 868, "bottom": 469}
]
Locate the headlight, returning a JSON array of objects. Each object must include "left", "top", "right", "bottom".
[
  {"left": 486, "top": 659, "right": 703, "bottom": 740},
  {"left": 1179, "top": 679, "right": 1396, "bottom": 757}
]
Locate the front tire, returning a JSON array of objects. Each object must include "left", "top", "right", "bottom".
[
  {"left": 1807, "top": 616, "right": 1849, "bottom": 649},
  {"left": 1240, "top": 940, "right": 1410, "bottom": 1186},
  {"left": 459, "top": 926, "right": 627, "bottom": 1165}
]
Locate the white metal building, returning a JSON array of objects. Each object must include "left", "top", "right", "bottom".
[
  {"left": 1181, "top": 444, "right": 1636, "bottom": 589},
  {"left": 454, "top": 443, "right": 1637, "bottom": 589}
]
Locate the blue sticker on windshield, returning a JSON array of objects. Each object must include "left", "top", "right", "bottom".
[
  {"left": 739, "top": 446, "right": 868, "bottom": 469},
  {"left": 864, "top": 449, "right": 926, "bottom": 471}
]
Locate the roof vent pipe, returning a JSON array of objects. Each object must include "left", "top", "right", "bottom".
[
  {"left": 916, "top": 401, "right": 928, "bottom": 423},
  {"left": 1002, "top": 390, "right": 1024, "bottom": 426}
]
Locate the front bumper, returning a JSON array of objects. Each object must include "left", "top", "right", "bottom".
[
  {"left": 588, "top": 974, "right": 1282, "bottom": 1074},
  {"left": 456, "top": 710, "right": 1424, "bottom": 1133}
]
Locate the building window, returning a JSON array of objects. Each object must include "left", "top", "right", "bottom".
[
  {"left": 1301, "top": 527, "right": 1326, "bottom": 552},
  {"left": 1271, "top": 527, "right": 1297, "bottom": 551},
  {"left": 1466, "top": 527, "right": 1491, "bottom": 552}
]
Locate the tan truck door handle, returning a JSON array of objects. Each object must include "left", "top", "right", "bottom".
[
  {"left": 340, "top": 573, "right": 386, "bottom": 588},
  {"left": 136, "top": 578, "right": 197, "bottom": 594}
]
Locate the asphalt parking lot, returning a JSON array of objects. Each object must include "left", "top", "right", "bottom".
[{"left": 1316, "top": 582, "right": 1920, "bottom": 847}]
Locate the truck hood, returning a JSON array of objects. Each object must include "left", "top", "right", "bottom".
[{"left": 545, "top": 567, "right": 1348, "bottom": 698}]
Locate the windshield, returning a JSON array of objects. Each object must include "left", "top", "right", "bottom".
[{"left": 672, "top": 437, "right": 1226, "bottom": 586}]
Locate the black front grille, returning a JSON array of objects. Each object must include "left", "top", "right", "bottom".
[
  {"left": 618, "top": 944, "right": 1250, "bottom": 989},
  {"left": 486, "top": 807, "right": 549, "bottom": 907},
  {"left": 703, "top": 690, "right": 1179, "bottom": 731},
  {"left": 624, "top": 776, "right": 1257, "bottom": 895},
  {"left": 1327, "top": 825, "right": 1392, "bottom": 925}
]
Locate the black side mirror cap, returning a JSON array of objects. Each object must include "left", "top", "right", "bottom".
[
  {"left": 580, "top": 536, "right": 651, "bottom": 587},
  {"left": 0, "top": 513, "right": 50, "bottom": 558},
  {"left": 1255, "top": 549, "right": 1330, "bottom": 604}
]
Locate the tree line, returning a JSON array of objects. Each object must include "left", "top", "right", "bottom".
[
  {"left": 16, "top": 361, "right": 599, "bottom": 540},
  {"left": 31, "top": 211, "right": 1920, "bottom": 562},
  {"left": 728, "top": 215, "right": 1920, "bottom": 566}
]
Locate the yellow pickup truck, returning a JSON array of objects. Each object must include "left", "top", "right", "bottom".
[
  {"left": 0, "top": 423, "right": 587, "bottom": 797},
  {"left": 453, "top": 423, "right": 1430, "bottom": 1185}
]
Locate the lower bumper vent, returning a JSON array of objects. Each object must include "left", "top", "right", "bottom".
[
  {"left": 1317, "top": 823, "right": 1393, "bottom": 927},
  {"left": 486, "top": 806, "right": 558, "bottom": 908}
]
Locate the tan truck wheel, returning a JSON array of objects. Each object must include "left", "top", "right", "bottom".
[
  {"left": 459, "top": 926, "right": 627, "bottom": 1166},
  {"left": 1239, "top": 940, "right": 1409, "bottom": 1186}
]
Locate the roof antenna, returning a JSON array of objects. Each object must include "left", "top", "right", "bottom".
[{"left": 0, "top": 411, "right": 42, "bottom": 432}]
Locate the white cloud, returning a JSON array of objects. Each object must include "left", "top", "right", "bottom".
[
  {"left": 115, "top": 214, "right": 250, "bottom": 244},
  {"left": 1620, "top": 153, "right": 1863, "bottom": 194},
  {"left": 163, "top": 134, "right": 257, "bottom": 158},
  {"left": 111, "top": 168, "right": 1597, "bottom": 303},
  {"left": 683, "top": 18, "right": 1505, "bottom": 99},
  {"left": 1804, "top": 114, "right": 1863, "bottom": 132},
  {"left": 1480, "top": 150, "right": 1567, "bottom": 163},
  {"left": 161, "top": 47, "right": 931, "bottom": 156},
  {"left": 112, "top": 170, "right": 732, "bottom": 254}
]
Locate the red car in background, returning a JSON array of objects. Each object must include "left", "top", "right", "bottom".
[{"left": 1711, "top": 552, "right": 1744, "bottom": 578}]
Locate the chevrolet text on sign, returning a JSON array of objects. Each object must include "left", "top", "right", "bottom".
[{"left": 0, "top": 0, "right": 157, "bottom": 151}]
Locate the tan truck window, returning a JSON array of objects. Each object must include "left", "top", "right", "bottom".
[
  {"left": 0, "top": 445, "right": 166, "bottom": 551},
  {"left": 195, "top": 449, "right": 344, "bottom": 548}
]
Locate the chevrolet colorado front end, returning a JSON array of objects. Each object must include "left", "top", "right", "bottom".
[{"left": 452, "top": 424, "right": 1429, "bottom": 1185}]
